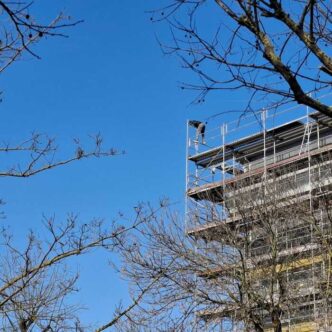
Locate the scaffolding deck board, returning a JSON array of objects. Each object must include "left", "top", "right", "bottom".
[
  {"left": 187, "top": 143, "right": 332, "bottom": 201},
  {"left": 189, "top": 113, "right": 332, "bottom": 168}
]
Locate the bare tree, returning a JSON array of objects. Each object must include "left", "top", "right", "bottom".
[
  {"left": 0, "top": 2, "right": 122, "bottom": 182},
  {"left": 0, "top": 132, "right": 124, "bottom": 179},
  {"left": 0, "top": 1, "right": 82, "bottom": 74},
  {"left": 152, "top": 0, "right": 332, "bottom": 115},
  {"left": 0, "top": 203, "right": 166, "bottom": 332},
  {"left": 116, "top": 158, "right": 332, "bottom": 331},
  {"left": 0, "top": 2, "right": 149, "bottom": 330}
]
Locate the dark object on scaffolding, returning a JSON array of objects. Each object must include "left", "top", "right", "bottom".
[{"left": 189, "top": 120, "right": 206, "bottom": 144}]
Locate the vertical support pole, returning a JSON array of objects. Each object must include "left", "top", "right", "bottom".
[
  {"left": 262, "top": 109, "right": 267, "bottom": 176},
  {"left": 186, "top": 120, "right": 198, "bottom": 330},
  {"left": 193, "top": 239, "right": 198, "bottom": 332},
  {"left": 311, "top": 221, "right": 317, "bottom": 322},
  {"left": 222, "top": 123, "right": 226, "bottom": 183},
  {"left": 323, "top": 257, "right": 328, "bottom": 330},
  {"left": 307, "top": 106, "right": 313, "bottom": 212},
  {"left": 305, "top": 103, "right": 317, "bottom": 323},
  {"left": 285, "top": 229, "right": 291, "bottom": 330},
  {"left": 317, "top": 120, "right": 320, "bottom": 149},
  {"left": 261, "top": 109, "right": 268, "bottom": 207},
  {"left": 222, "top": 123, "right": 226, "bottom": 219},
  {"left": 232, "top": 152, "right": 235, "bottom": 176},
  {"left": 306, "top": 102, "right": 311, "bottom": 154},
  {"left": 185, "top": 120, "right": 189, "bottom": 232}
]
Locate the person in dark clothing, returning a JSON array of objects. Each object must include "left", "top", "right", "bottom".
[{"left": 189, "top": 120, "right": 206, "bottom": 144}]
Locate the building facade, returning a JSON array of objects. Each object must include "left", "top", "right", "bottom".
[{"left": 186, "top": 108, "right": 332, "bottom": 331}]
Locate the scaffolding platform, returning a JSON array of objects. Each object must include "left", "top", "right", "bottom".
[{"left": 185, "top": 103, "right": 332, "bottom": 331}]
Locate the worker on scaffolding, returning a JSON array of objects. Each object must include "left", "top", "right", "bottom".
[{"left": 189, "top": 120, "right": 206, "bottom": 145}]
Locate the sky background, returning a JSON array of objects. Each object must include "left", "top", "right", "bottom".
[
  {"left": 0, "top": 0, "right": 314, "bottom": 328},
  {"left": 0, "top": 1, "right": 228, "bottom": 327}
]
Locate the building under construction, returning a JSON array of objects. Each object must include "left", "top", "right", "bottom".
[{"left": 185, "top": 106, "right": 332, "bottom": 331}]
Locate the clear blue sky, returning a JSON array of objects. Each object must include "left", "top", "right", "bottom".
[{"left": 0, "top": 0, "right": 249, "bottom": 328}]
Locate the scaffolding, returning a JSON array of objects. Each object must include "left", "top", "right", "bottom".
[{"left": 185, "top": 105, "right": 332, "bottom": 331}]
